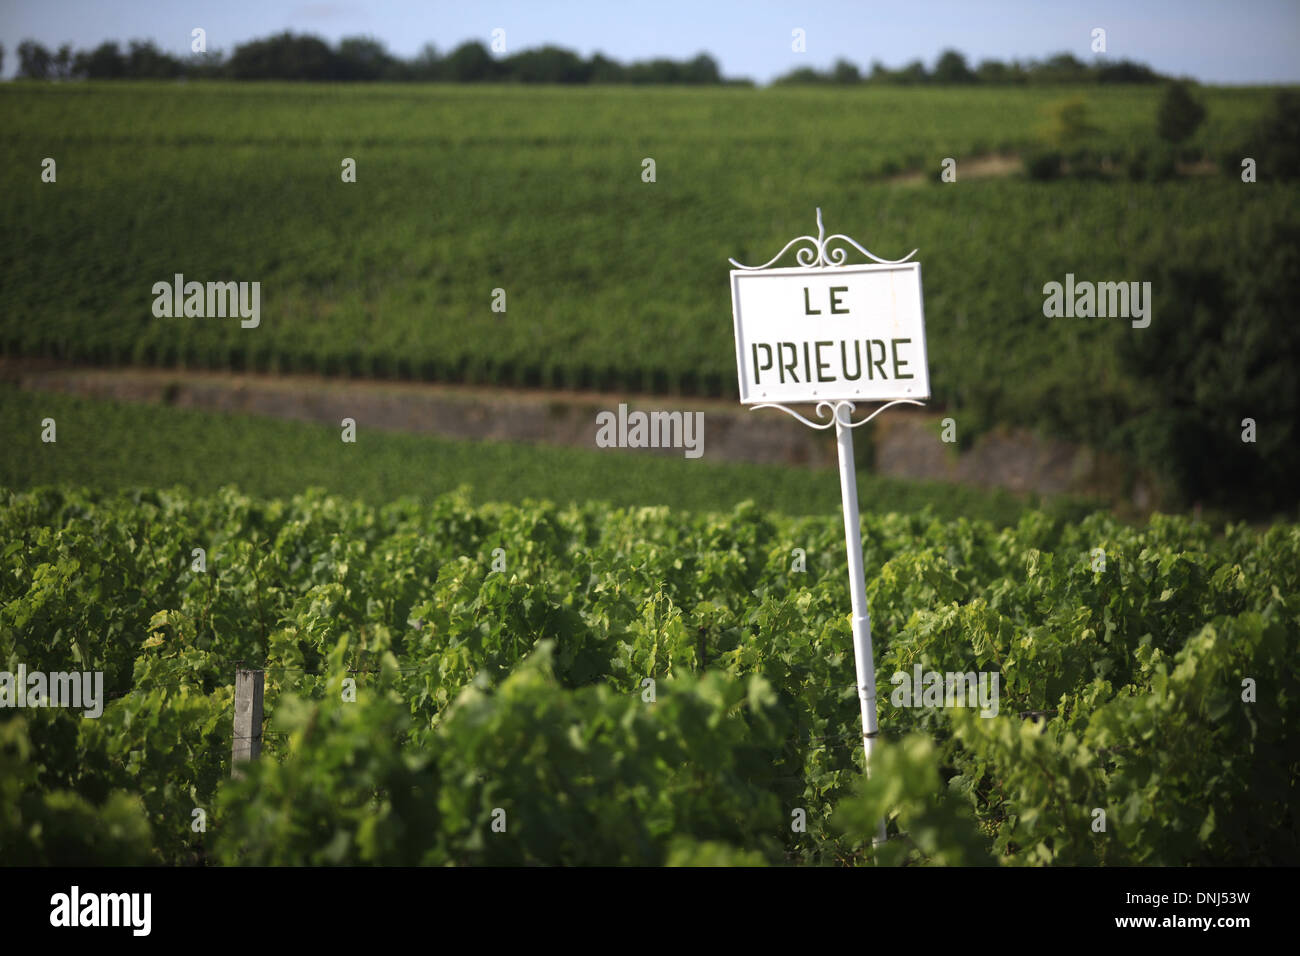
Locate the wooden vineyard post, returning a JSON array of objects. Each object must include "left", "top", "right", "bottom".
[{"left": 231, "top": 667, "right": 264, "bottom": 777}]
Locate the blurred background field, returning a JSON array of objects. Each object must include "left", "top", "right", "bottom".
[{"left": 2, "top": 81, "right": 1296, "bottom": 512}]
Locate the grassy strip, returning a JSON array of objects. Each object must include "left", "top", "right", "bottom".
[{"left": 0, "top": 385, "right": 1085, "bottom": 524}]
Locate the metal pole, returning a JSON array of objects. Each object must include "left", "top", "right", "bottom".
[{"left": 833, "top": 404, "right": 887, "bottom": 846}]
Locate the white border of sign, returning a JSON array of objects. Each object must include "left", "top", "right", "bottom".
[{"left": 729, "top": 261, "right": 931, "bottom": 405}]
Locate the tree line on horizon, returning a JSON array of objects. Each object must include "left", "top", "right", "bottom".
[
  {"left": 777, "top": 49, "right": 1166, "bottom": 86},
  {"left": 3, "top": 33, "right": 1179, "bottom": 86}
]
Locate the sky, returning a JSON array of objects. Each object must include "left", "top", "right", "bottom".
[{"left": 1, "top": 0, "right": 1297, "bottom": 84}]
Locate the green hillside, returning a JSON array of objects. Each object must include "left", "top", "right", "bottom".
[{"left": 3, "top": 81, "right": 1295, "bottom": 507}]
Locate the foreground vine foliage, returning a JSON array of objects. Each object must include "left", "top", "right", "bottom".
[{"left": 1, "top": 486, "right": 1295, "bottom": 865}]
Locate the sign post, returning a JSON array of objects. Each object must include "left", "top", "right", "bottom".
[{"left": 729, "top": 209, "right": 930, "bottom": 847}]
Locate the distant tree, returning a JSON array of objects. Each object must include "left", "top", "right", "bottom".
[
  {"left": 17, "top": 40, "right": 54, "bottom": 79},
  {"left": 625, "top": 58, "right": 685, "bottom": 83},
  {"left": 73, "top": 41, "right": 125, "bottom": 78},
  {"left": 1035, "top": 52, "right": 1089, "bottom": 83},
  {"left": 443, "top": 41, "right": 497, "bottom": 82},
  {"left": 125, "top": 40, "right": 181, "bottom": 78},
  {"left": 588, "top": 52, "right": 624, "bottom": 83},
  {"left": 0, "top": 43, "right": 5, "bottom": 76},
  {"left": 933, "top": 49, "right": 975, "bottom": 84},
  {"left": 184, "top": 48, "right": 226, "bottom": 79},
  {"left": 336, "top": 36, "right": 394, "bottom": 80},
  {"left": 1097, "top": 59, "right": 1159, "bottom": 83},
  {"left": 866, "top": 58, "right": 925, "bottom": 84},
  {"left": 1157, "top": 81, "right": 1206, "bottom": 144},
  {"left": 226, "top": 32, "right": 335, "bottom": 80},
  {"left": 504, "top": 45, "right": 591, "bottom": 83},
  {"left": 773, "top": 66, "right": 824, "bottom": 85},
  {"left": 410, "top": 43, "right": 443, "bottom": 81},
  {"left": 975, "top": 59, "right": 1010, "bottom": 83},
  {"left": 831, "top": 58, "right": 861, "bottom": 84},
  {"left": 897, "top": 58, "right": 928, "bottom": 84},
  {"left": 1005, "top": 59, "right": 1032, "bottom": 84},
  {"left": 52, "top": 43, "right": 73, "bottom": 79},
  {"left": 682, "top": 53, "right": 721, "bottom": 84}
]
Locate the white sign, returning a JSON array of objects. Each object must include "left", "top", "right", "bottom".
[
  {"left": 730, "top": 262, "right": 930, "bottom": 405},
  {"left": 726, "top": 211, "right": 928, "bottom": 848}
]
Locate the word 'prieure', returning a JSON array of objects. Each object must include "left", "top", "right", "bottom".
[{"left": 749, "top": 338, "right": 916, "bottom": 385}]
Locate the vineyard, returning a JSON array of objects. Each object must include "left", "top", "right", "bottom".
[
  {"left": 0, "top": 85, "right": 1290, "bottom": 416},
  {"left": 3, "top": 485, "right": 1295, "bottom": 865},
  {"left": 5, "top": 83, "right": 1298, "bottom": 513},
  {"left": 3, "top": 81, "right": 1297, "bottom": 516},
  {"left": 3, "top": 34, "right": 1298, "bottom": 884}
]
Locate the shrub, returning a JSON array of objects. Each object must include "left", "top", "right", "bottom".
[
  {"left": 1120, "top": 221, "right": 1300, "bottom": 512},
  {"left": 1156, "top": 81, "right": 1206, "bottom": 145},
  {"left": 1125, "top": 145, "right": 1149, "bottom": 181},
  {"left": 1024, "top": 148, "right": 1063, "bottom": 181},
  {"left": 1146, "top": 145, "right": 1177, "bottom": 182},
  {"left": 1041, "top": 96, "right": 1099, "bottom": 151},
  {"left": 1245, "top": 89, "right": 1300, "bottom": 180}
]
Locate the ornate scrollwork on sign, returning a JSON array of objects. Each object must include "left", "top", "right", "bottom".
[
  {"left": 728, "top": 208, "right": 917, "bottom": 271},
  {"left": 728, "top": 209, "right": 927, "bottom": 429},
  {"left": 750, "top": 399, "right": 924, "bottom": 430}
]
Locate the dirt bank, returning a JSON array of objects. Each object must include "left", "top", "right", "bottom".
[{"left": 1, "top": 359, "right": 1151, "bottom": 507}]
